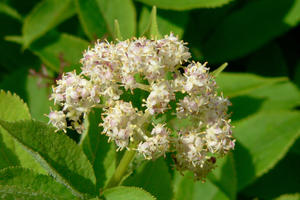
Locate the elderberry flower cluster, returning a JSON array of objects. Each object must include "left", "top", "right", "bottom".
[{"left": 48, "top": 33, "right": 234, "bottom": 180}]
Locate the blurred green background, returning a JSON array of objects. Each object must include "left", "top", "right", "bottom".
[{"left": 0, "top": 0, "right": 299, "bottom": 199}]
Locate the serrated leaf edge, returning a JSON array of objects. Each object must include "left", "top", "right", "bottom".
[
  {"left": 0, "top": 119, "right": 94, "bottom": 199},
  {"left": 0, "top": 184, "right": 63, "bottom": 199},
  {"left": 0, "top": 90, "right": 31, "bottom": 120},
  {"left": 234, "top": 111, "right": 300, "bottom": 190}
]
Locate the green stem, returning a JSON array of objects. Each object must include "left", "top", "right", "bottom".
[
  {"left": 136, "top": 83, "right": 151, "bottom": 92},
  {"left": 104, "top": 111, "right": 152, "bottom": 189},
  {"left": 105, "top": 149, "right": 136, "bottom": 189}
]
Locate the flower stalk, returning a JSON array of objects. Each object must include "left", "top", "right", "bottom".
[{"left": 105, "top": 148, "right": 136, "bottom": 189}]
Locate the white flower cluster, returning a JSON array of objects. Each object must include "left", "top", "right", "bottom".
[
  {"left": 49, "top": 72, "right": 100, "bottom": 133},
  {"left": 48, "top": 34, "right": 234, "bottom": 180}
]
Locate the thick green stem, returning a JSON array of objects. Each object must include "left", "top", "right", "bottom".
[{"left": 105, "top": 149, "right": 136, "bottom": 189}]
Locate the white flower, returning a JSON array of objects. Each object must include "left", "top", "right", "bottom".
[
  {"left": 157, "top": 33, "right": 191, "bottom": 69},
  {"left": 183, "top": 62, "right": 213, "bottom": 94},
  {"left": 145, "top": 81, "right": 174, "bottom": 115},
  {"left": 48, "top": 33, "right": 234, "bottom": 181},
  {"left": 137, "top": 124, "right": 170, "bottom": 160},
  {"left": 102, "top": 101, "right": 142, "bottom": 150},
  {"left": 48, "top": 110, "right": 67, "bottom": 131}
]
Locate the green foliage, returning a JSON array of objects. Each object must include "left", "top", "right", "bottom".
[
  {"left": 25, "top": 76, "right": 53, "bottom": 123},
  {"left": 233, "top": 111, "right": 300, "bottom": 190},
  {"left": 0, "top": 91, "right": 45, "bottom": 173},
  {"left": 202, "top": 0, "right": 300, "bottom": 63},
  {"left": 0, "top": 167, "right": 74, "bottom": 199},
  {"left": 208, "top": 155, "right": 237, "bottom": 200},
  {"left": 135, "top": 0, "right": 233, "bottom": 10},
  {"left": 80, "top": 108, "right": 116, "bottom": 190},
  {"left": 0, "top": 2, "right": 22, "bottom": 22},
  {"left": 113, "top": 20, "right": 123, "bottom": 40},
  {"left": 97, "top": 0, "right": 136, "bottom": 39},
  {"left": 124, "top": 158, "right": 173, "bottom": 200},
  {"left": 103, "top": 186, "right": 156, "bottom": 200},
  {"left": 0, "top": 120, "right": 96, "bottom": 198},
  {"left": 0, "top": 185, "right": 68, "bottom": 200},
  {"left": 0, "top": 90, "right": 30, "bottom": 121},
  {"left": 242, "top": 153, "right": 300, "bottom": 199},
  {"left": 30, "top": 32, "right": 89, "bottom": 72},
  {"left": 138, "top": 6, "right": 189, "bottom": 38},
  {"left": 1, "top": 0, "right": 300, "bottom": 199},
  {"left": 140, "top": 6, "right": 161, "bottom": 38},
  {"left": 22, "top": 0, "right": 76, "bottom": 49},
  {"left": 76, "top": 0, "right": 107, "bottom": 41},
  {"left": 173, "top": 171, "right": 229, "bottom": 200}
]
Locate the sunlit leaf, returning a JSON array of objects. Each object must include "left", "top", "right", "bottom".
[
  {"left": 97, "top": 0, "right": 136, "bottom": 39},
  {"left": 0, "top": 90, "right": 45, "bottom": 173},
  {"left": 103, "top": 186, "right": 156, "bottom": 200},
  {"left": 141, "top": 6, "right": 161, "bottom": 39},
  {"left": 22, "top": 0, "right": 76, "bottom": 48},
  {"left": 233, "top": 111, "right": 300, "bottom": 190},
  {"left": 136, "top": 0, "right": 233, "bottom": 10}
]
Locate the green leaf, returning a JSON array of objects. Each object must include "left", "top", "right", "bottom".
[
  {"left": 245, "top": 42, "right": 288, "bottom": 77},
  {"left": 0, "top": 69, "right": 53, "bottom": 123},
  {"left": 22, "top": 0, "right": 76, "bottom": 48},
  {"left": 202, "top": 0, "right": 300, "bottom": 63},
  {"left": 124, "top": 158, "right": 173, "bottom": 200},
  {"left": 5, "top": 32, "right": 89, "bottom": 72},
  {"left": 76, "top": 0, "right": 107, "bottom": 41},
  {"left": 0, "top": 2, "right": 23, "bottom": 22},
  {"left": 30, "top": 32, "right": 89, "bottom": 72},
  {"left": 26, "top": 75, "right": 53, "bottom": 123},
  {"left": 0, "top": 167, "right": 74, "bottom": 199},
  {"left": 233, "top": 111, "right": 300, "bottom": 190},
  {"left": 113, "top": 19, "right": 123, "bottom": 40},
  {"left": 173, "top": 171, "right": 229, "bottom": 200},
  {"left": 212, "top": 63, "right": 228, "bottom": 77},
  {"left": 4, "top": 35, "right": 23, "bottom": 44},
  {"left": 216, "top": 73, "right": 300, "bottom": 121},
  {"left": 80, "top": 108, "right": 116, "bottom": 190},
  {"left": 0, "top": 185, "right": 65, "bottom": 200},
  {"left": 216, "top": 73, "right": 287, "bottom": 98},
  {"left": 97, "top": 0, "right": 136, "bottom": 39},
  {"left": 0, "top": 120, "right": 97, "bottom": 197},
  {"left": 0, "top": 90, "right": 30, "bottom": 121},
  {"left": 242, "top": 153, "right": 300, "bottom": 199},
  {"left": 274, "top": 194, "right": 300, "bottom": 200},
  {"left": 135, "top": 0, "right": 233, "bottom": 10},
  {"left": 103, "top": 186, "right": 156, "bottom": 200},
  {"left": 0, "top": 90, "right": 45, "bottom": 173},
  {"left": 208, "top": 154, "right": 237, "bottom": 200},
  {"left": 138, "top": 6, "right": 189, "bottom": 38},
  {"left": 141, "top": 6, "right": 161, "bottom": 39}
]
